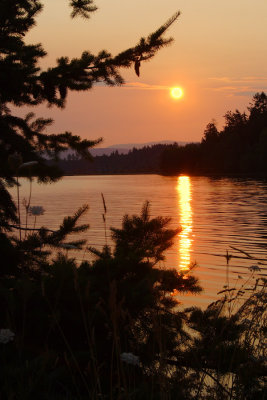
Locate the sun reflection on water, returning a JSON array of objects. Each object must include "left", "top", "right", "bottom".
[{"left": 177, "top": 176, "right": 193, "bottom": 271}]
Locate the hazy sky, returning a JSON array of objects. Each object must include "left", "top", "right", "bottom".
[{"left": 21, "top": 0, "right": 267, "bottom": 146}]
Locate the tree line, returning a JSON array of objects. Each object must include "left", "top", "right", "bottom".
[
  {"left": 58, "top": 92, "right": 267, "bottom": 177},
  {"left": 56, "top": 144, "right": 168, "bottom": 174},
  {"left": 161, "top": 93, "right": 267, "bottom": 176}
]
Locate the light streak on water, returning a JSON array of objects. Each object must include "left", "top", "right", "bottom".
[{"left": 177, "top": 176, "right": 193, "bottom": 271}]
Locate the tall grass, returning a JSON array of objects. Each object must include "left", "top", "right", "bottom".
[{"left": 0, "top": 201, "right": 266, "bottom": 399}]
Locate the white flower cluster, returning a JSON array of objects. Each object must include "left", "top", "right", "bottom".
[
  {"left": 0, "top": 329, "right": 15, "bottom": 344},
  {"left": 120, "top": 352, "right": 140, "bottom": 366},
  {"left": 29, "top": 206, "right": 45, "bottom": 216}
]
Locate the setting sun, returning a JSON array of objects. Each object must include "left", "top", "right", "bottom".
[{"left": 170, "top": 87, "right": 184, "bottom": 99}]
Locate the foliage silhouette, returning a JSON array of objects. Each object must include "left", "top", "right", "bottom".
[
  {"left": 0, "top": 202, "right": 203, "bottom": 399},
  {"left": 160, "top": 93, "right": 267, "bottom": 176},
  {"left": 0, "top": 3, "right": 266, "bottom": 399},
  {"left": 0, "top": 0, "right": 180, "bottom": 273},
  {"left": 56, "top": 144, "right": 168, "bottom": 175},
  {"left": 0, "top": 0, "right": 180, "bottom": 230}
]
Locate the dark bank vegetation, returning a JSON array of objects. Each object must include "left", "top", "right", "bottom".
[
  {"left": 57, "top": 93, "right": 267, "bottom": 177},
  {"left": 1, "top": 199, "right": 266, "bottom": 399},
  {"left": 0, "top": 2, "right": 266, "bottom": 399},
  {"left": 161, "top": 93, "right": 267, "bottom": 176},
  {"left": 56, "top": 144, "right": 167, "bottom": 175},
  {"left": 1, "top": 198, "right": 266, "bottom": 399}
]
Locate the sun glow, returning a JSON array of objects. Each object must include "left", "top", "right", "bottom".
[{"left": 170, "top": 87, "right": 183, "bottom": 99}]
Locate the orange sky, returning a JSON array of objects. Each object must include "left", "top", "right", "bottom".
[{"left": 19, "top": 0, "right": 267, "bottom": 146}]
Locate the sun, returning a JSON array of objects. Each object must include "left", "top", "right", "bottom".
[{"left": 170, "top": 87, "right": 183, "bottom": 99}]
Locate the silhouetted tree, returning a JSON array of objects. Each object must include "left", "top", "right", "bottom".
[
  {"left": 0, "top": 1, "right": 180, "bottom": 230},
  {"left": 248, "top": 92, "right": 267, "bottom": 119},
  {"left": 160, "top": 93, "right": 267, "bottom": 176},
  {"left": 202, "top": 120, "right": 219, "bottom": 144},
  {"left": 0, "top": 1, "right": 181, "bottom": 273}
]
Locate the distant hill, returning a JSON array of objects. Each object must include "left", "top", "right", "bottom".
[
  {"left": 107, "top": 140, "right": 186, "bottom": 149},
  {"left": 91, "top": 140, "right": 187, "bottom": 156},
  {"left": 61, "top": 140, "right": 188, "bottom": 158}
]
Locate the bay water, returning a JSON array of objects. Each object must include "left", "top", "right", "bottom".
[{"left": 15, "top": 175, "right": 267, "bottom": 307}]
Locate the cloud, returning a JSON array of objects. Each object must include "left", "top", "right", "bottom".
[
  {"left": 209, "top": 76, "right": 267, "bottom": 84},
  {"left": 233, "top": 91, "right": 259, "bottom": 97},
  {"left": 123, "top": 81, "right": 169, "bottom": 91},
  {"left": 206, "top": 76, "right": 267, "bottom": 96},
  {"left": 94, "top": 81, "right": 170, "bottom": 91}
]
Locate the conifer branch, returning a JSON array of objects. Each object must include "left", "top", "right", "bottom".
[
  {"left": 70, "top": 0, "right": 98, "bottom": 19},
  {"left": 0, "top": 2, "right": 180, "bottom": 229}
]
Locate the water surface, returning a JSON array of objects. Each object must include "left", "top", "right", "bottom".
[{"left": 15, "top": 175, "right": 267, "bottom": 307}]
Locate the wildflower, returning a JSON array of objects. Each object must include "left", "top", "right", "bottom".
[
  {"left": 120, "top": 352, "right": 140, "bottom": 366},
  {"left": 249, "top": 265, "right": 261, "bottom": 272},
  {"left": 0, "top": 329, "right": 15, "bottom": 344},
  {"left": 29, "top": 206, "right": 45, "bottom": 216}
]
